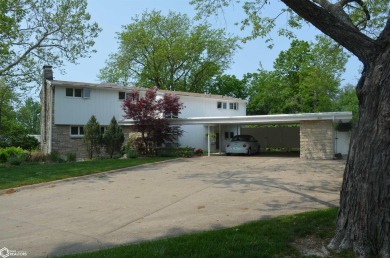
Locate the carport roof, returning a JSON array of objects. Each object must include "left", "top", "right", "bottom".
[{"left": 120, "top": 112, "right": 352, "bottom": 126}]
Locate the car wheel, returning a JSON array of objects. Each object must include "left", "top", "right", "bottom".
[{"left": 226, "top": 153, "right": 231, "bottom": 156}]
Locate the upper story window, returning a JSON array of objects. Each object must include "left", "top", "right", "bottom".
[
  {"left": 229, "top": 102, "right": 239, "bottom": 110},
  {"left": 217, "top": 101, "right": 227, "bottom": 109},
  {"left": 119, "top": 91, "right": 139, "bottom": 101},
  {"left": 66, "top": 88, "right": 89, "bottom": 98}
]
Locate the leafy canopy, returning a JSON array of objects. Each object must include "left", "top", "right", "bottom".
[
  {"left": 247, "top": 36, "right": 348, "bottom": 114},
  {"left": 0, "top": 0, "right": 101, "bottom": 90},
  {"left": 206, "top": 74, "right": 249, "bottom": 99},
  {"left": 191, "top": 0, "right": 388, "bottom": 46},
  {"left": 99, "top": 10, "right": 238, "bottom": 93}
]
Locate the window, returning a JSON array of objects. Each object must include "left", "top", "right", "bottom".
[
  {"left": 66, "top": 88, "right": 73, "bottom": 97},
  {"left": 230, "top": 132, "right": 234, "bottom": 138},
  {"left": 119, "top": 91, "right": 139, "bottom": 101},
  {"left": 83, "top": 88, "right": 90, "bottom": 98},
  {"left": 119, "top": 92, "right": 126, "bottom": 100},
  {"left": 164, "top": 112, "right": 179, "bottom": 118},
  {"left": 229, "top": 102, "right": 239, "bottom": 110},
  {"left": 218, "top": 101, "right": 228, "bottom": 109},
  {"left": 70, "top": 126, "right": 84, "bottom": 137},
  {"left": 66, "top": 88, "right": 87, "bottom": 98},
  {"left": 74, "top": 88, "right": 82, "bottom": 97}
]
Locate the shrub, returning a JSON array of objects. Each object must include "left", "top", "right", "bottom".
[
  {"left": 49, "top": 151, "right": 61, "bottom": 163},
  {"left": 126, "top": 149, "right": 139, "bottom": 159},
  {"left": 195, "top": 148, "right": 203, "bottom": 156},
  {"left": 7, "top": 155, "right": 25, "bottom": 166},
  {"left": 29, "top": 151, "right": 48, "bottom": 163},
  {"left": 112, "top": 153, "right": 123, "bottom": 159},
  {"left": 103, "top": 116, "right": 125, "bottom": 158},
  {"left": 156, "top": 148, "right": 179, "bottom": 157},
  {"left": 0, "top": 147, "right": 26, "bottom": 163},
  {"left": 179, "top": 147, "right": 194, "bottom": 158},
  {"left": 66, "top": 152, "right": 77, "bottom": 162}
]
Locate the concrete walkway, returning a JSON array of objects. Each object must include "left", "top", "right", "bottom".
[{"left": 0, "top": 156, "right": 345, "bottom": 257}]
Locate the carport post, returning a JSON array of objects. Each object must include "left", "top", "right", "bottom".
[{"left": 207, "top": 125, "right": 211, "bottom": 156}]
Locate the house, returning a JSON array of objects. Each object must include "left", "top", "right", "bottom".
[
  {"left": 40, "top": 66, "right": 352, "bottom": 160},
  {"left": 40, "top": 66, "right": 247, "bottom": 158}
]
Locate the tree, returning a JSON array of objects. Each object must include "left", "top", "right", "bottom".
[
  {"left": 0, "top": 0, "right": 101, "bottom": 90},
  {"left": 103, "top": 116, "right": 125, "bottom": 158},
  {"left": 99, "top": 10, "right": 238, "bottom": 93},
  {"left": 192, "top": 0, "right": 390, "bottom": 256},
  {"left": 83, "top": 115, "right": 102, "bottom": 159},
  {"left": 0, "top": 79, "right": 19, "bottom": 135},
  {"left": 247, "top": 37, "right": 347, "bottom": 114},
  {"left": 17, "top": 98, "right": 40, "bottom": 134},
  {"left": 335, "top": 84, "right": 359, "bottom": 121},
  {"left": 206, "top": 74, "right": 248, "bottom": 99},
  {"left": 122, "top": 88, "right": 184, "bottom": 155}
]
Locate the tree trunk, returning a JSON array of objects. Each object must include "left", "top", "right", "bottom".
[{"left": 329, "top": 46, "right": 390, "bottom": 257}]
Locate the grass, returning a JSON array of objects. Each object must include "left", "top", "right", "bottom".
[
  {"left": 0, "top": 157, "right": 173, "bottom": 190},
  {"left": 63, "top": 208, "right": 354, "bottom": 258}
]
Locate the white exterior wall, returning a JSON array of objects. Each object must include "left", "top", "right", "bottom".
[
  {"left": 176, "top": 95, "right": 246, "bottom": 150},
  {"left": 54, "top": 86, "right": 126, "bottom": 125},
  {"left": 178, "top": 95, "right": 246, "bottom": 118},
  {"left": 53, "top": 84, "right": 246, "bottom": 151}
]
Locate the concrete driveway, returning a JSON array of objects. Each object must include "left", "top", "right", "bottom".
[{"left": 0, "top": 156, "right": 345, "bottom": 257}]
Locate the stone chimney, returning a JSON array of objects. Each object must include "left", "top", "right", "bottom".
[{"left": 43, "top": 65, "right": 53, "bottom": 80}]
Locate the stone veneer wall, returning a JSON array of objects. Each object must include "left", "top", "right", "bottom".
[
  {"left": 51, "top": 125, "right": 87, "bottom": 159},
  {"left": 300, "top": 120, "right": 334, "bottom": 160},
  {"left": 51, "top": 125, "right": 135, "bottom": 160}
]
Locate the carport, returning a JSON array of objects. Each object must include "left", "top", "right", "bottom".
[{"left": 170, "top": 112, "right": 352, "bottom": 160}]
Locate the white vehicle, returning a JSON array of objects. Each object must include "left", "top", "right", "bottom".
[{"left": 226, "top": 135, "right": 260, "bottom": 156}]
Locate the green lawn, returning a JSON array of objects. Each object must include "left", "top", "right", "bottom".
[
  {"left": 0, "top": 157, "right": 173, "bottom": 190},
  {"left": 62, "top": 208, "right": 354, "bottom": 258}
]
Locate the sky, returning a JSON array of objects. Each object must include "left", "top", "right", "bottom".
[{"left": 57, "top": 0, "right": 362, "bottom": 87}]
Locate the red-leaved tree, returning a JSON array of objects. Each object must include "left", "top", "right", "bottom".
[{"left": 122, "top": 88, "right": 184, "bottom": 155}]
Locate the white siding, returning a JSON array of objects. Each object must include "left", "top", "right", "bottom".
[
  {"left": 54, "top": 87, "right": 126, "bottom": 125},
  {"left": 178, "top": 96, "right": 246, "bottom": 118},
  {"left": 55, "top": 86, "right": 246, "bottom": 125}
]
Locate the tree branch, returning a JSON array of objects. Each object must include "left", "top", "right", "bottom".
[
  {"left": 281, "top": 0, "right": 377, "bottom": 64},
  {"left": 0, "top": 31, "right": 51, "bottom": 76}
]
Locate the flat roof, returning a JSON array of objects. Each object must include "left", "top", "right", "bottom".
[{"left": 120, "top": 112, "right": 353, "bottom": 126}]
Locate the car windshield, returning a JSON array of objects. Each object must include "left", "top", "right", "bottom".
[{"left": 231, "top": 135, "right": 251, "bottom": 142}]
